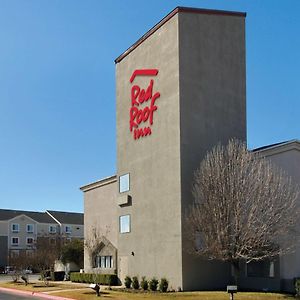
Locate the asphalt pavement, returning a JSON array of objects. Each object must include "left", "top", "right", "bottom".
[
  {"left": 0, "top": 290, "right": 45, "bottom": 299},
  {"left": 0, "top": 274, "right": 40, "bottom": 283}
]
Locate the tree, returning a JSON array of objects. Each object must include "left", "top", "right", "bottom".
[
  {"left": 61, "top": 239, "right": 84, "bottom": 268},
  {"left": 186, "top": 139, "right": 300, "bottom": 282},
  {"left": 84, "top": 226, "right": 110, "bottom": 268},
  {"left": 31, "top": 236, "right": 61, "bottom": 285},
  {"left": 8, "top": 251, "right": 33, "bottom": 283}
]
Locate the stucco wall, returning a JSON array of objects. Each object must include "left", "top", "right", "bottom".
[
  {"left": 8, "top": 215, "right": 37, "bottom": 250},
  {"left": 37, "top": 223, "right": 59, "bottom": 236},
  {"left": 116, "top": 14, "right": 183, "bottom": 289},
  {"left": 83, "top": 179, "right": 118, "bottom": 272},
  {"left": 178, "top": 11, "right": 246, "bottom": 290},
  {"left": 265, "top": 149, "right": 300, "bottom": 281}
]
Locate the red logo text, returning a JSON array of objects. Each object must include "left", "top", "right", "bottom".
[{"left": 129, "top": 69, "right": 160, "bottom": 140}]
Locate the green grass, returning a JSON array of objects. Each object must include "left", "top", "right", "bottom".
[
  {"left": 0, "top": 282, "right": 294, "bottom": 300},
  {"left": 52, "top": 290, "right": 294, "bottom": 300}
]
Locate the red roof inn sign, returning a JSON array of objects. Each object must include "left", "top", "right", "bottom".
[{"left": 129, "top": 69, "right": 160, "bottom": 140}]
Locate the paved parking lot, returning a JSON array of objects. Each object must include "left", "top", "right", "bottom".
[{"left": 0, "top": 274, "right": 40, "bottom": 282}]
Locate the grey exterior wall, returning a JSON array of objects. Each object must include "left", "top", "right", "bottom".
[
  {"left": 0, "top": 236, "right": 8, "bottom": 267},
  {"left": 83, "top": 178, "right": 118, "bottom": 273},
  {"left": 0, "top": 220, "right": 8, "bottom": 267},
  {"left": 8, "top": 215, "right": 37, "bottom": 252},
  {"left": 178, "top": 12, "right": 246, "bottom": 290},
  {"left": 116, "top": 15, "right": 183, "bottom": 289},
  {"left": 260, "top": 145, "right": 300, "bottom": 293},
  {"left": 115, "top": 9, "right": 246, "bottom": 290}
]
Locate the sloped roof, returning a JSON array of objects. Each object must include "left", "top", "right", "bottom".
[
  {"left": 0, "top": 209, "right": 56, "bottom": 223},
  {"left": 252, "top": 140, "right": 300, "bottom": 153},
  {"left": 46, "top": 210, "right": 84, "bottom": 225},
  {"left": 80, "top": 175, "right": 117, "bottom": 192}
]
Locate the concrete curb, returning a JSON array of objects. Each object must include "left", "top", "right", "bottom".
[{"left": 0, "top": 286, "right": 75, "bottom": 299}]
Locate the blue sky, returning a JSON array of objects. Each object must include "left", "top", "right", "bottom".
[{"left": 0, "top": 0, "right": 299, "bottom": 212}]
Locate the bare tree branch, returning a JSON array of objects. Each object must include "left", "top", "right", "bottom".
[{"left": 186, "top": 139, "right": 300, "bottom": 267}]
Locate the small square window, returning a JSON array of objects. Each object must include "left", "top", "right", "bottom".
[
  {"left": 27, "top": 224, "right": 34, "bottom": 233},
  {"left": 119, "top": 215, "right": 130, "bottom": 233},
  {"left": 11, "top": 237, "right": 19, "bottom": 246},
  {"left": 11, "top": 224, "right": 19, "bottom": 233},
  {"left": 49, "top": 225, "right": 56, "bottom": 234},
  {"left": 119, "top": 173, "right": 130, "bottom": 193},
  {"left": 27, "top": 237, "right": 34, "bottom": 245},
  {"left": 65, "top": 226, "right": 72, "bottom": 234}
]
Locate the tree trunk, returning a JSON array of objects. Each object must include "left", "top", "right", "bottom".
[{"left": 231, "top": 260, "right": 240, "bottom": 285}]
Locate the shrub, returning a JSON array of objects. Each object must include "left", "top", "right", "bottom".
[
  {"left": 140, "top": 276, "right": 148, "bottom": 291},
  {"left": 149, "top": 277, "right": 158, "bottom": 291},
  {"left": 159, "top": 277, "right": 168, "bottom": 292},
  {"left": 124, "top": 275, "right": 132, "bottom": 288},
  {"left": 70, "top": 272, "right": 118, "bottom": 285},
  {"left": 132, "top": 276, "right": 139, "bottom": 289}
]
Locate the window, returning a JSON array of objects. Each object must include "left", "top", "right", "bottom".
[
  {"left": 11, "top": 223, "right": 19, "bottom": 233},
  {"left": 94, "top": 256, "right": 113, "bottom": 268},
  {"left": 119, "top": 215, "right": 130, "bottom": 233},
  {"left": 26, "top": 224, "right": 34, "bottom": 233},
  {"left": 11, "top": 237, "right": 19, "bottom": 246},
  {"left": 65, "top": 226, "right": 72, "bottom": 234},
  {"left": 246, "top": 260, "right": 275, "bottom": 278},
  {"left": 49, "top": 225, "right": 56, "bottom": 234},
  {"left": 119, "top": 173, "right": 130, "bottom": 193},
  {"left": 26, "top": 237, "right": 34, "bottom": 245}
]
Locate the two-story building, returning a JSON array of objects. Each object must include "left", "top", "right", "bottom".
[
  {"left": 81, "top": 6, "right": 299, "bottom": 292},
  {"left": 0, "top": 209, "right": 84, "bottom": 269}
]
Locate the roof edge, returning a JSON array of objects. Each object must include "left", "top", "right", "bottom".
[
  {"left": 46, "top": 211, "right": 61, "bottom": 226},
  {"left": 252, "top": 139, "right": 300, "bottom": 154},
  {"left": 115, "top": 6, "right": 246, "bottom": 64},
  {"left": 80, "top": 175, "right": 117, "bottom": 192}
]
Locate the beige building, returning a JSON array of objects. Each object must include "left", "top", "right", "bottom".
[
  {"left": 82, "top": 6, "right": 246, "bottom": 290},
  {"left": 243, "top": 140, "right": 300, "bottom": 292},
  {"left": 0, "top": 209, "right": 84, "bottom": 269},
  {"left": 81, "top": 6, "right": 300, "bottom": 292}
]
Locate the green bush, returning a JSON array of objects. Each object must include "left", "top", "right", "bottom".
[
  {"left": 124, "top": 275, "right": 132, "bottom": 288},
  {"left": 132, "top": 276, "right": 139, "bottom": 289},
  {"left": 149, "top": 277, "right": 158, "bottom": 291},
  {"left": 70, "top": 272, "right": 118, "bottom": 285},
  {"left": 159, "top": 278, "right": 168, "bottom": 292},
  {"left": 295, "top": 278, "right": 300, "bottom": 296},
  {"left": 140, "top": 276, "right": 148, "bottom": 291}
]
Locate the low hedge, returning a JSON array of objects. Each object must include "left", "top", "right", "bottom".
[{"left": 70, "top": 272, "right": 118, "bottom": 286}]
